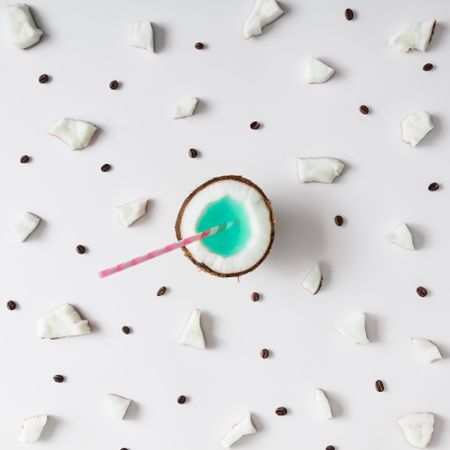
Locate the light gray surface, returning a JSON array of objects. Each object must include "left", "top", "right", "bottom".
[{"left": 0, "top": 0, "right": 449, "bottom": 449}]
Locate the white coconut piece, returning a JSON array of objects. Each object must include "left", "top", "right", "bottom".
[
  {"left": 5, "top": 5, "right": 43, "bottom": 49},
  {"left": 386, "top": 223, "right": 415, "bottom": 250},
  {"left": 302, "top": 263, "right": 322, "bottom": 295},
  {"left": 105, "top": 394, "right": 131, "bottom": 420},
  {"left": 305, "top": 57, "right": 335, "bottom": 84},
  {"left": 336, "top": 313, "right": 369, "bottom": 344},
  {"left": 315, "top": 388, "right": 333, "bottom": 419},
  {"left": 397, "top": 413, "right": 434, "bottom": 448},
  {"left": 243, "top": 0, "right": 284, "bottom": 39},
  {"left": 221, "top": 412, "right": 257, "bottom": 448},
  {"left": 401, "top": 112, "right": 434, "bottom": 147},
  {"left": 9, "top": 212, "right": 40, "bottom": 242},
  {"left": 179, "top": 309, "right": 205, "bottom": 349},
  {"left": 172, "top": 98, "right": 199, "bottom": 119},
  {"left": 49, "top": 118, "right": 97, "bottom": 150},
  {"left": 411, "top": 338, "right": 443, "bottom": 363},
  {"left": 298, "top": 157, "right": 345, "bottom": 183},
  {"left": 388, "top": 19, "right": 436, "bottom": 53},
  {"left": 37, "top": 304, "right": 91, "bottom": 339},
  {"left": 115, "top": 198, "right": 148, "bottom": 227},
  {"left": 20, "top": 415, "right": 48, "bottom": 443},
  {"left": 131, "top": 21, "right": 154, "bottom": 52}
]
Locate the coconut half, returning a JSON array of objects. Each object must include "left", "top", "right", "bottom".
[
  {"left": 175, "top": 175, "right": 275, "bottom": 277},
  {"left": 397, "top": 413, "right": 434, "bottom": 448}
]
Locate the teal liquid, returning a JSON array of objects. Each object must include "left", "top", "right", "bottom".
[{"left": 196, "top": 196, "right": 251, "bottom": 257}]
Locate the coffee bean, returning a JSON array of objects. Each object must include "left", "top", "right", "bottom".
[
  {"left": 423, "top": 63, "right": 434, "bottom": 72},
  {"left": 53, "top": 374, "right": 64, "bottom": 383},
  {"left": 326, "top": 446, "right": 336, "bottom": 450},
  {"left": 275, "top": 407, "right": 287, "bottom": 416},
  {"left": 38, "top": 74, "right": 49, "bottom": 84},
  {"left": 359, "top": 105, "right": 369, "bottom": 115},
  {"left": 251, "top": 292, "right": 260, "bottom": 302},
  {"left": 250, "top": 121, "right": 260, "bottom": 130},
  {"left": 416, "top": 286, "right": 428, "bottom": 297},
  {"left": 101, "top": 163, "right": 112, "bottom": 172},
  {"left": 157, "top": 286, "right": 167, "bottom": 296},
  {"left": 428, "top": 182, "right": 440, "bottom": 192},
  {"left": 334, "top": 215, "right": 344, "bottom": 226},
  {"left": 177, "top": 395, "right": 187, "bottom": 404},
  {"left": 120, "top": 448, "right": 128, "bottom": 450},
  {"left": 345, "top": 8, "right": 354, "bottom": 20},
  {"left": 7, "top": 300, "right": 17, "bottom": 310},
  {"left": 188, "top": 148, "right": 198, "bottom": 158},
  {"left": 76, "top": 245, "right": 86, "bottom": 254},
  {"left": 109, "top": 80, "right": 119, "bottom": 90},
  {"left": 260, "top": 348, "right": 270, "bottom": 359},
  {"left": 194, "top": 42, "right": 204, "bottom": 49},
  {"left": 122, "top": 326, "right": 131, "bottom": 335},
  {"left": 375, "top": 380, "right": 384, "bottom": 392},
  {"left": 20, "top": 155, "right": 30, "bottom": 163}
]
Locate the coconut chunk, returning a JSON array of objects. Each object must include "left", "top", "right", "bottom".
[
  {"left": 315, "top": 388, "right": 333, "bottom": 419},
  {"left": 131, "top": 21, "right": 154, "bottom": 52},
  {"left": 5, "top": 5, "right": 43, "bottom": 49},
  {"left": 243, "top": 0, "right": 284, "bottom": 39},
  {"left": 302, "top": 263, "right": 322, "bottom": 294},
  {"left": 305, "top": 57, "right": 335, "bottom": 84},
  {"left": 179, "top": 309, "right": 205, "bottom": 349},
  {"left": 386, "top": 223, "right": 415, "bottom": 250},
  {"left": 116, "top": 198, "right": 148, "bottom": 227},
  {"left": 411, "top": 338, "right": 443, "bottom": 363},
  {"left": 104, "top": 394, "right": 131, "bottom": 420},
  {"left": 37, "top": 304, "right": 91, "bottom": 339},
  {"left": 397, "top": 413, "right": 434, "bottom": 448},
  {"left": 9, "top": 212, "right": 40, "bottom": 242},
  {"left": 20, "top": 415, "right": 48, "bottom": 443},
  {"left": 172, "top": 98, "right": 199, "bottom": 119},
  {"left": 221, "top": 412, "right": 257, "bottom": 448},
  {"left": 389, "top": 19, "right": 436, "bottom": 53},
  {"left": 336, "top": 313, "right": 369, "bottom": 344},
  {"left": 401, "top": 112, "right": 434, "bottom": 147},
  {"left": 298, "top": 157, "right": 345, "bottom": 183},
  {"left": 49, "top": 118, "right": 98, "bottom": 150}
]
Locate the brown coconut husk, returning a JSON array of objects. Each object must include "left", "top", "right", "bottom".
[{"left": 175, "top": 175, "right": 275, "bottom": 278}]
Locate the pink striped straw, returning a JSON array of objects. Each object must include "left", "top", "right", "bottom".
[{"left": 99, "top": 221, "right": 234, "bottom": 278}]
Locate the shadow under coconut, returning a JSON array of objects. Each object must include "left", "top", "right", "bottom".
[
  {"left": 39, "top": 415, "right": 60, "bottom": 442},
  {"left": 201, "top": 310, "right": 218, "bottom": 349},
  {"left": 152, "top": 23, "right": 166, "bottom": 53},
  {"left": 125, "top": 399, "right": 140, "bottom": 420}
]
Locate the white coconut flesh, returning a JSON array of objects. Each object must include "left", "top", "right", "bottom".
[
  {"left": 397, "top": 413, "right": 434, "bottom": 448},
  {"left": 176, "top": 177, "right": 274, "bottom": 276}
]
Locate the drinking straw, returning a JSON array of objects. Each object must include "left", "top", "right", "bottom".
[{"left": 99, "top": 221, "right": 234, "bottom": 278}]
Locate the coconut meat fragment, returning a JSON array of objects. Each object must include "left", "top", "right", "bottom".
[
  {"left": 411, "top": 338, "right": 443, "bottom": 363},
  {"left": 172, "top": 98, "right": 199, "bottom": 119},
  {"left": 386, "top": 223, "right": 415, "bottom": 250},
  {"left": 9, "top": 212, "right": 40, "bottom": 242},
  {"left": 401, "top": 112, "right": 434, "bottom": 147},
  {"left": 243, "top": 0, "right": 283, "bottom": 39},
  {"left": 389, "top": 19, "right": 436, "bottom": 52},
  {"left": 116, "top": 198, "right": 148, "bottom": 227},
  {"left": 397, "top": 413, "right": 434, "bottom": 448},
  {"left": 302, "top": 263, "right": 322, "bottom": 294},
  {"left": 37, "top": 304, "right": 91, "bottom": 339},
  {"left": 20, "top": 415, "right": 48, "bottom": 443},
  {"left": 221, "top": 412, "right": 257, "bottom": 448},
  {"left": 49, "top": 118, "right": 97, "bottom": 150},
  {"left": 315, "top": 389, "right": 333, "bottom": 419},
  {"left": 305, "top": 57, "right": 335, "bottom": 84},
  {"left": 5, "top": 4, "right": 43, "bottom": 49},
  {"left": 105, "top": 394, "right": 131, "bottom": 420},
  {"left": 336, "top": 313, "right": 369, "bottom": 344},
  {"left": 179, "top": 309, "right": 205, "bottom": 349},
  {"left": 298, "top": 157, "right": 345, "bottom": 183},
  {"left": 131, "top": 21, "right": 154, "bottom": 51}
]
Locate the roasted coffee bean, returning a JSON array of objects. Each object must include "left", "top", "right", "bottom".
[
  {"left": 251, "top": 292, "right": 260, "bottom": 302},
  {"left": 345, "top": 8, "right": 354, "bottom": 20},
  {"left": 194, "top": 42, "right": 204, "bottom": 49},
  {"left": 423, "top": 63, "right": 434, "bottom": 71},
  {"left": 20, "top": 155, "right": 30, "bottom": 163},
  {"left": 334, "top": 215, "right": 344, "bottom": 226},
  {"left": 177, "top": 395, "right": 187, "bottom": 404},
  {"left": 109, "top": 80, "right": 119, "bottom": 90},
  {"left": 101, "top": 163, "right": 112, "bottom": 172},
  {"left": 326, "top": 446, "right": 336, "bottom": 450},
  {"left": 76, "top": 245, "right": 86, "bottom": 254},
  {"left": 122, "top": 326, "right": 131, "bottom": 335},
  {"left": 250, "top": 121, "right": 260, "bottom": 129},
  {"left": 120, "top": 448, "right": 128, "bottom": 450},
  {"left": 188, "top": 148, "right": 198, "bottom": 158},
  {"left": 428, "top": 182, "right": 439, "bottom": 191},
  {"left": 275, "top": 407, "right": 288, "bottom": 416},
  {"left": 359, "top": 105, "right": 369, "bottom": 115},
  {"left": 53, "top": 374, "right": 64, "bottom": 383},
  {"left": 375, "top": 380, "right": 384, "bottom": 392},
  {"left": 260, "top": 348, "right": 270, "bottom": 359},
  {"left": 157, "top": 286, "right": 167, "bottom": 296},
  {"left": 7, "top": 300, "right": 17, "bottom": 310},
  {"left": 416, "top": 286, "right": 428, "bottom": 297},
  {"left": 39, "top": 74, "right": 49, "bottom": 84}
]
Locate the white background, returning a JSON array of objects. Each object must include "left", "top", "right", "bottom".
[{"left": 0, "top": 0, "right": 449, "bottom": 449}]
